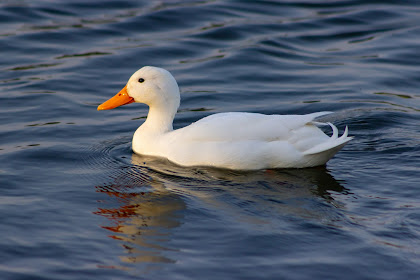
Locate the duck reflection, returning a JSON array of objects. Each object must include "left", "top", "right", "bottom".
[
  {"left": 95, "top": 153, "right": 348, "bottom": 265},
  {"left": 130, "top": 154, "right": 348, "bottom": 222},
  {"left": 95, "top": 167, "right": 186, "bottom": 264}
]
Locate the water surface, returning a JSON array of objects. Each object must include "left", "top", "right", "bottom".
[{"left": 1, "top": 0, "right": 419, "bottom": 279}]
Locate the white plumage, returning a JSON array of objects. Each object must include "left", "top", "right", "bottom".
[{"left": 98, "top": 66, "right": 352, "bottom": 170}]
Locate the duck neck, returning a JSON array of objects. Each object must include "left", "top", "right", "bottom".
[{"left": 141, "top": 103, "right": 177, "bottom": 134}]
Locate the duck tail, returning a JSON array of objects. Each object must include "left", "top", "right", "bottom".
[{"left": 303, "top": 123, "right": 353, "bottom": 156}]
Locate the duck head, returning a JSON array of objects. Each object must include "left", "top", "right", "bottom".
[{"left": 97, "top": 66, "right": 180, "bottom": 111}]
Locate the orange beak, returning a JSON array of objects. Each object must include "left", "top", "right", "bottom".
[{"left": 97, "top": 85, "right": 134, "bottom": 110}]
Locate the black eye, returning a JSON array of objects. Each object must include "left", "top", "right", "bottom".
[{"left": 138, "top": 78, "right": 145, "bottom": 83}]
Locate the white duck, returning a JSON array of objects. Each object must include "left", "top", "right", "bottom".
[{"left": 98, "top": 66, "right": 352, "bottom": 170}]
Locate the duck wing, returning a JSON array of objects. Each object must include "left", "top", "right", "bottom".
[
  {"left": 172, "top": 111, "right": 332, "bottom": 143},
  {"left": 162, "top": 111, "right": 351, "bottom": 169}
]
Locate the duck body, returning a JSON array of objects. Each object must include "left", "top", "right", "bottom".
[{"left": 98, "top": 66, "right": 352, "bottom": 170}]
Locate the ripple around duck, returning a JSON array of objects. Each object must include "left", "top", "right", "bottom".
[{"left": 84, "top": 138, "right": 359, "bottom": 269}]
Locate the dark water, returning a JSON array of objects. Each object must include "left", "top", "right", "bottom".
[{"left": 1, "top": 0, "right": 419, "bottom": 279}]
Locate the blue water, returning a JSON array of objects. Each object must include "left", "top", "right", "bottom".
[{"left": 1, "top": 0, "right": 419, "bottom": 279}]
